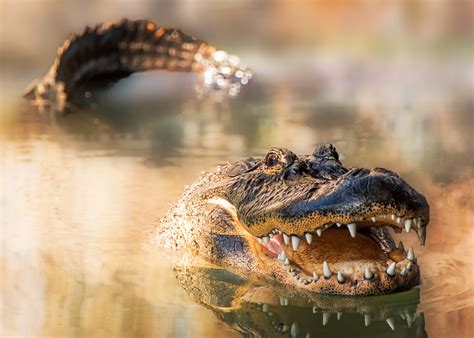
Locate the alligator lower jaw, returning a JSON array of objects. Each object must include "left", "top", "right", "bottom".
[{"left": 252, "top": 217, "right": 422, "bottom": 295}]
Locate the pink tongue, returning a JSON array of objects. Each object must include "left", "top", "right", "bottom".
[{"left": 266, "top": 234, "right": 284, "bottom": 256}]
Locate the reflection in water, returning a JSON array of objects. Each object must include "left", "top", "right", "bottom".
[{"left": 174, "top": 266, "right": 427, "bottom": 338}]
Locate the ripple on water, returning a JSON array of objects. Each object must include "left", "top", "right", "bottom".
[{"left": 420, "top": 253, "right": 474, "bottom": 314}]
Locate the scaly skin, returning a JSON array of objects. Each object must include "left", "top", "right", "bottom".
[
  {"left": 24, "top": 19, "right": 251, "bottom": 113},
  {"left": 156, "top": 145, "right": 429, "bottom": 296}
]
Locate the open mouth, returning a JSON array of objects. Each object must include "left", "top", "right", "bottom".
[{"left": 252, "top": 213, "right": 426, "bottom": 295}]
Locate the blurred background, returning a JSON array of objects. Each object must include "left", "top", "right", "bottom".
[{"left": 1, "top": 1, "right": 473, "bottom": 337}]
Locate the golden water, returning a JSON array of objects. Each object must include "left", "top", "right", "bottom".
[
  {"left": 1, "top": 77, "right": 472, "bottom": 336},
  {"left": 1, "top": 1, "right": 473, "bottom": 337}
]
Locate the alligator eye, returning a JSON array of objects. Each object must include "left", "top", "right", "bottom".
[{"left": 265, "top": 152, "right": 280, "bottom": 167}]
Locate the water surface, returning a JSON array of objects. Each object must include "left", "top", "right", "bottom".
[{"left": 1, "top": 1, "right": 473, "bottom": 337}]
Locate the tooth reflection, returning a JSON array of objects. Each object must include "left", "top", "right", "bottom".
[
  {"left": 322, "top": 312, "right": 331, "bottom": 326},
  {"left": 386, "top": 317, "right": 396, "bottom": 331}
]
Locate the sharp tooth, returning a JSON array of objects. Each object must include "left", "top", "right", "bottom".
[
  {"left": 277, "top": 252, "right": 283, "bottom": 261},
  {"left": 283, "top": 233, "right": 290, "bottom": 245},
  {"left": 418, "top": 225, "right": 426, "bottom": 246},
  {"left": 312, "top": 306, "right": 317, "bottom": 313},
  {"left": 407, "top": 247, "right": 415, "bottom": 261},
  {"left": 284, "top": 258, "right": 290, "bottom": 266},
  {"left": 282, "top": 324, "right": 290, "bottom": 333},
  {"left": 312, "top": 272, "right": 319, "bottom": 281},
  {"left": 291, "top": 235, "right": 300, "bottom": 251},
  {"left": 371, "top": 217, "right": 376, "bottom": 223},
  {"left": 400, "top": 268, "right": 406, "bottom": 276},
  {"left": 280, "top": 250, "right": 287, "bottom": 261},
  {"left": 391, "top": 214, "right": 396, "bottom": 220},
  {"left": 336, "top": 222, "right": 342, "bottom": 227},
  {"left": 262, "top": 236, "right": 269, "bottom": 245},
  {"left": 269, "top": 233, "right": 274, "bottom": 239},
  {"left": 290, "top": 322, "right": 299, "bottom": 336},
  {"left": 323, "top": 261, "right": 332, "bottom": 279},
  {"left": 337, "top": 271, "right": 346, "bottom": 283},
  {"left": 386, "top": 262, "right": 396, "bottom": 276},
  {"left": 404, "top": 219, "right": 412, "bottom": 232},
  {"left": 257, "top": 237, "right": 263, "bottom": 244},
  {"left": 337, "top": 312, "right": 342, "bottom": 320},
  {"left": 284, "top": 298, "right": 289, "bottom": 306},
  {"left": 262, "top": 304, "right": 268, "bottom": 312},
  {"left": 347, "top": 223, "right": 357, "bottom": 238},
  {"left": 406, "top": 261, "right": 412, "bottom": 271},
  {"left": 322, "top": 312, "right": 331, "bottom": 326},
  {"left": 396, "top": 217, "right": 401, "bottom": 223},
  {"left": 316, "top": 228, "right": 322, "bottom": 237},
  {"left": 305, "top": 333, "right": 311, "bottom": 338},
  {"left": 398, "top": 241, "right": 405, "bottom": 252},
  {"left": 364, "top": 314, "right": 372, "bottom": 327},
  {"left": 305, "top": 233, "right": 313, "bottom": 244},
  {"left": 405, "top": 313, "right": 413, "bottom": 328},
  {"left": 386, "top": 317, "right": 396, "bottom": 331},
  {"left": 364, "top": 267, "right": 373, "bottom": 280}
]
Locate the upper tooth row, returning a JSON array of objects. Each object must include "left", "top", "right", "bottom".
[
  {"left": 261, "top": 223, "right": 358, "bottom": 251},
  {"left": 258, "top": 214, "right": 425, "bottom": 250}
]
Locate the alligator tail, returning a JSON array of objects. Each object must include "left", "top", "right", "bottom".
[{"left": 24, "top": 19, "right": 247, "bottom": 113}]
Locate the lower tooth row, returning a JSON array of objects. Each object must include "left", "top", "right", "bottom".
[
  {"left": 285, "top": 260, "right": 413, "bottom": 285},
  {"left": 269, "top": 237, "right": 415, "bottom": 265}
]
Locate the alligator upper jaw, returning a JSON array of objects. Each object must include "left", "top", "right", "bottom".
[
  {"left": 251, "top": 217, "right": 422, "bottom": 296},
  {"left": 255, "top": 213, "right": 427, "bottom": 247}
]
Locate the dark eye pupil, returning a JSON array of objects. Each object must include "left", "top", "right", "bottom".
[{"left": 266, "top": 154, "right": 279, "bottom": 167}]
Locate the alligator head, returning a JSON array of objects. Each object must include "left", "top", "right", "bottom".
[{"left": 157, "top": 144, "right": 429, "bottom": 296}]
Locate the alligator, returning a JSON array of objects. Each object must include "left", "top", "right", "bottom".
[
  {"left": 24, "top": 19, "right": 252, "bottom": 113},
  {"left": 157, "top": 145, "right": 429, "bottom": 296},
  {"left": 23, "top": 19, "right": 429, "bottom": 296}
]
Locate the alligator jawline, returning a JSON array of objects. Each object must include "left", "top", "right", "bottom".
[{"left": 247, "top": 215, "right": 421, "bottom": 295}]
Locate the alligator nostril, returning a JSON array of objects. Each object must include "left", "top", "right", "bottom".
[{"left": 312, "top": 143, "right": 340, "bottom": 160}]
